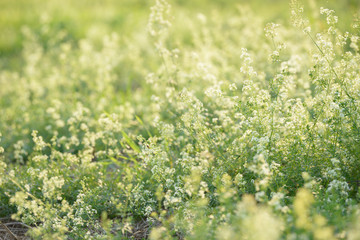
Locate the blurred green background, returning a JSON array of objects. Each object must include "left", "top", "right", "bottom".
[{"left": 0, "top": 0, "right": 359, "bottom": 69}]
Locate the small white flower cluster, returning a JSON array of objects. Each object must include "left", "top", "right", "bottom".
[
  {"left": 31, "top": 130, "right": 47, "bottom": 152},
  {"left": 324, "top": 158, "right": 350, "bottom": 203},
  {"left": 290, "top": 0, "right": 309, "bottom": 30},
  {"left": 240, "top": 48, "right": 257, "bottom": 77},
  {"left": 147, "top": 0, "right": 172, "bottom": 37}
]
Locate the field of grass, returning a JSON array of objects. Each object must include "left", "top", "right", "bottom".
[{"left": 1, "top": 0, "right": 360, "bottom": 239}]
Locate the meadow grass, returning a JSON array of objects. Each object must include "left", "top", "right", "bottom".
[{"left": 0, "top": 0, "right": 360, "bottom": 239}]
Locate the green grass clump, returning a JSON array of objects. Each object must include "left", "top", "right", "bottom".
[{"left": 1, "top": 0, "right": 360, "bottom": 239}]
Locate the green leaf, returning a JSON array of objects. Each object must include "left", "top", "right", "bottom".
[{"left": 121, "top": 131, "right": 140, "bottom": 153}]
